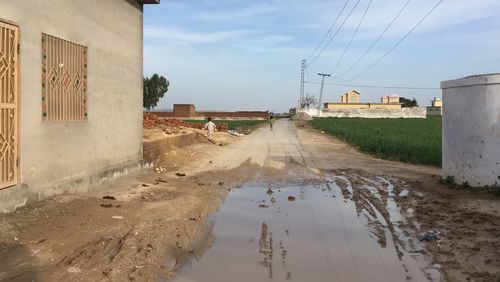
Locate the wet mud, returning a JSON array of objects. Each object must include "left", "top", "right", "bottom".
[{"left": 172, "top": 172, "right": 442, "bottom": 282}]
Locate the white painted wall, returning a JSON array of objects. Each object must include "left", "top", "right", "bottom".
[
  {"left": 0, "top": 0, "right": 144, "bottom": 211},
  {"left": 297, "top": 107, "right": 426, "bottom": 119},
  {"left": 441, "top": 74, "right": 500, "bottom": 187}
]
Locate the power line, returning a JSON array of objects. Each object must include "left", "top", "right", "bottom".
[
  {"left": 305, "top": 81, "right": 439, "bottom": 90},
  {"left": 305, "top": 0, "right": 351, "bottom": 62},
  {"left": 331, "top": 0, "right": 374, "bottom": 76},
  {"left": 343, "top": 0, "right": 445, "bottom": 82},
  {"left": 335, "top": 0, "right": 412, "bottom": 80},
  {"left": 308, "top": 0, "right": 362, "bottom": 67}
]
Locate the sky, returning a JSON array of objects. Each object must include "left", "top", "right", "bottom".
[{"left": 143, "top": 0, "right": 500, "bottom": 112}]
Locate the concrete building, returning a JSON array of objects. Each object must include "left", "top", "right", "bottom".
[
  {"left": 441, "top": 74, "right": 500, "bottom": 187},
  {"left": 381, "top": 94, "right": 400, "bottom": 104},
  {"left": 0, "top": 0, "right": 159, "bottom": 212},
  {"left": 431, "top": 97, "right": 443, "bottom": 108},
  {"left": 427, "top": 97, "right": 443, "bottom": 116},
  {"left": 324, "top": 90, "right": 402, "bottom": 110},
  {"left": 340, "top": 90, "right": 361, "bottom": 103}
]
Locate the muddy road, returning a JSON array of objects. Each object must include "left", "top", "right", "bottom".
[{"left": 1, "top": 120, "right": 499, "bottom": 281}]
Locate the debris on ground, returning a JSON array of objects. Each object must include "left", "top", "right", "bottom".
[
  {"left": 175, "top": 173, "right": 186, "bottom": 177},
  {"left": 100, "top": 204, "right": 113, "bottom": 208},
  {"left": 258, "top": 204, "right": 269, "bottom": 208},
  {"left": 111, "top": 216, "right": 123, "bottom": 220},
  {"left": 419, "top": 231, "right": 440, "bottom": 242},
  {"left": 287, "top": 196, "right": 296, "bottom": 202},
  {"left": 218, "top": 181, "right": 224, "bottom": 185},
  {"left": 228, "top": 130, "right": 245, "bottom": 136},
  {"left": 271, "top": 197, "right": 276, "bottom": 203},
  {"left": 143, "top": 113, "right": 188, "bottom": 130},
  {"left": 102, "top": 196, "right": 116, "bottom": 200},
  {"left": 267, "top": 187, "right": 273, "bottom": 195}
]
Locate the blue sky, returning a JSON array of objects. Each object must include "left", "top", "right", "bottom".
[{"left": 144, "top": 0, "right": 500, "bottom": 112}]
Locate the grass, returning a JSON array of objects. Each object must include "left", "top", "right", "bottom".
[
  {"left": 310, "top": 117, "right": 442, "bottom": 166},
  {"left": 183, "top": 119, "right": 268, "bottom": 131}
]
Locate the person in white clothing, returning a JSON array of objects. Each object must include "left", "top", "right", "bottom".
[{"left": 204, "top": 117, "right": 217, "bottom": 141}]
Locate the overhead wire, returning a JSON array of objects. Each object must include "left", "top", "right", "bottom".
[
  {"left": 307, "top": 0, "right": 362, "bottom": 67},
  {"left": 330, "top": 0, "right": 374, "bottom": 76},
  {"left": 304, "top": 81, "right": 439, "bottom": 90},
  {"left": 334, "top": 0, "right": 412, "bottom": 80},
  {"left": 305, "top": 0, "right": 352, "bottom": 62},
  {"left": 342, "top": 0, "right": 445, "bottom": 82}
]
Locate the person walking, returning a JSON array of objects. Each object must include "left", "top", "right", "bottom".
[
  {"left": 269, "top": 116, "right": 273, "bottom": 131},
  {"left": 204, "top": 117, "right": 217, "bottom": 141}
]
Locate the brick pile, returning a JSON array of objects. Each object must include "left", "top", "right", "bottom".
[{"left": 143, "top": 112, "right": 188, "bottom": 129}]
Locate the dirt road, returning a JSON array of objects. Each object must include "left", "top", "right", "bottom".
[{"left": 1, "top": 120, "right": 499, "bottom": 281}]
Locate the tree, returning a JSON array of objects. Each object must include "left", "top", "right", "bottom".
[
  {"left": 143, "top": 74, "right": 169, "bottom": 110},
  {"left": 301, "top": 93, "right": 317, "bottom": 109},
  {"left": 400, "top": 97, "right": 418, "bottom": 108}
]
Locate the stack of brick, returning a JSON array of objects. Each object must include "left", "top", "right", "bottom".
[{"left": 143, "top": 113, "right": 188, "bottom": 129}]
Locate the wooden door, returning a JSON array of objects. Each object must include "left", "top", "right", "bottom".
[{"left": 0, "top": 21, "right": 19, "bottom": 189}]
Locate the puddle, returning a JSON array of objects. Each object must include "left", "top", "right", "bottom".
[{"left": 172, "top": 176, "right": 438, "bottom": 282}]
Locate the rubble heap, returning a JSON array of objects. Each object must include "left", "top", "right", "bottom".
[{"left": 143, "top": 112, "right": 188, "bottom": 129}]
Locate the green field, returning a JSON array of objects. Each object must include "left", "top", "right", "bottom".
[
  {"left": 310, "top": 117, "right": 442, "bottom": 166},
  {"left": 184, "top": 119, "right": 268, "bottom": 131}
]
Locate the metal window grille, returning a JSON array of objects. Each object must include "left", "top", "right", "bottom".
[
  {"left": 42, "top": 34, "right": 87, "bottom": 121},
  {"left": 0, "top": 21, "right": 19, "bottom": 189}
]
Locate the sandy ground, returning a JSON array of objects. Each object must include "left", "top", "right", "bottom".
[{"left": 0, "top": 120, "right": 499, "bottom": 281}]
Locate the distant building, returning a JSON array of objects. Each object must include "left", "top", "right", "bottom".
[
  {"left": 381, "top": 94, "right": 400, "bottom": 104},
  {"left": 340, "top": 90, "right": 361, "bottom": 103},
  {"left": 324, "top": 90, "right": 402, "bottom": 110},
  {"left": 431, "top": 97, "right": 443, "bottom": 108},
  {"left": 427, "top": 97, "right": 443, "bottom": 116},
  {"left": 155, "top": 104, "right": 269, "bottom": 119}
]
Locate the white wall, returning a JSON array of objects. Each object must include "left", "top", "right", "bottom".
[
  {"left": 0, "top": 0, "right": 144, "bottom": 211},
  {"left": 441, "top": 74, "right": 500, "bottom": 187},
  {"left": 298, "top": 107, "right": 427, "bottom": 118}
]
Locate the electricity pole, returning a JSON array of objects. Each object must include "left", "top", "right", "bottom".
[
  {"left": 299, "top": 59, "right": 306, "bottom": 110},
  {"left": 317, "top": 73, "right": 330, "bottom": 117}
]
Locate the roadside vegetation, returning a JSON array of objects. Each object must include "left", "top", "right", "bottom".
[{"left": 310, "top": 117, "right": 442, "bottom": 166}]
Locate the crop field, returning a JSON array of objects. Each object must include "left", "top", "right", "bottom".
[
  {"left": 184, "top": 119, "right": 268, "bottom": 131},
  {"left": 310, "top": 117, "right": 442, "bottom": 166}
]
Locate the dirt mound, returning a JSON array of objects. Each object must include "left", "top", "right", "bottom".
[
  {"left": 143, "top": 113, "right": 188, "bottom": 129},
  {"left": 292, "top": 111, "right": 313, "bottom": 121}
]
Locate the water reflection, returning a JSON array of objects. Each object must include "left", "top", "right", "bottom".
[{"left": 172, "top": 174, "right": 438, "bottom": 282}]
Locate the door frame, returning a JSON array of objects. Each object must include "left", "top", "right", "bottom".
[{"left": 0, "top": 19, "right": 20, "bottom": 190}]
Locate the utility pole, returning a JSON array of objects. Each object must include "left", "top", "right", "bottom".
[
  {"left": 299, "top": 59, "right": 306, "bottom": 110},
  {"left": 317, "top": 73, "right": 331, "bottom": 117}
]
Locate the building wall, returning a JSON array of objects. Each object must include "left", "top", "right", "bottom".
[
  {"left": 172, "top": 104, "right": 196, "bottom": 117},
  {"left": 432, "top": 98, "right": 443, "bottom": 108},
  {"left": 441, "top": 74, "right": 500, "bottom": 187},
  {"left": 369, "top": 103, "right": 402, "bottom": 109},
  {"left": 155, "top": 104, "right": 268, "bottom": 119},
  {"left": 325, "top": 103, "right": 401, "bottom": 110},
  {"left": 300, "top": 107, "right": 426, "bottom": 118},
  {"left": 0, "top": 0, "right": 144, "bottom": 211},
  {"left": 325, "top": 103, "right": 370, "bottom": 110},
  {"left": 381, "top": 96, "right": 400, "bottom": 103},
  {"left": 341, "top": 91, "right": 360, "bottom": 103},
  {"left": 426, "top": 107, "right": 442, "bottom": 116}
]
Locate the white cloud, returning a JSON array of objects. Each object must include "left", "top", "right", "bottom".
[
  {"left": 144, "top": 26, "right": 256, "bottom": 45},
  {"left": 195, "top": 3, "right": 277, "bottom": 22}
]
